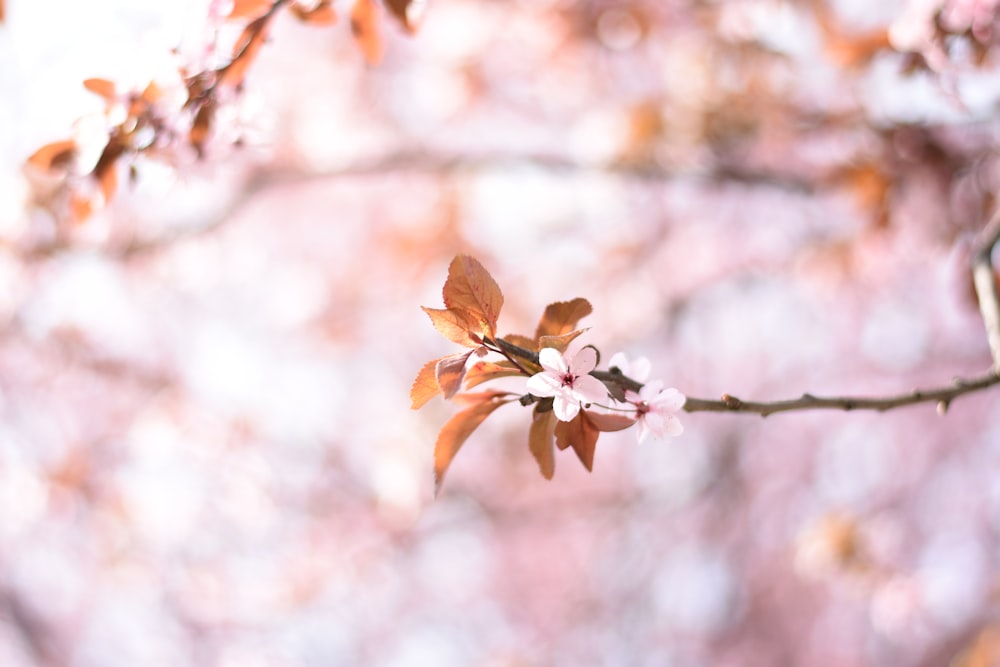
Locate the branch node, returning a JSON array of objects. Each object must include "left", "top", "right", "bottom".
[{"left": 721, "top": 393, "right": 743, "bottom": 409}]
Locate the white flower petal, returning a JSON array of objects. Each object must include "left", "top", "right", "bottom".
[
  {"left": 636, "top": 419, "right": 650, "bottom": 443},
  {"left": 631, "top": 357, "right": 652, "bottom": 382},
  {"left": 609, "top": 352, "right": 628, "bottom": 371},
  {"left": 653, "top": 387, "right": 686, "bottom": 412},
  {"left": 553, "top": 395, "right": 580, "bottom": 422},
  {"left": 639, "top": 380, "right": 664, "bottom": 401},
  {"left": 663, "top": 416, "right": 684, "bottom": 436},
  {"left": 526, "top": 372, "right": 560, "bottom": 397},
  {"left": 643, "top": 410, "right": 667, "bottom": 436},
  {"left": 538, "top": 347, "right": 567, "bottom": 374}
]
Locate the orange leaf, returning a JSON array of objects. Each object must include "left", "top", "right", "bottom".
[
  {"left": 141, "top": 80, "right": 163, "bottom": 104},
  {"left": 229, "top": 0, "right": 273, "bottom": 19},
  {"left": 83, "top": 78, "right": 117, "bottom": 101},
  {"left": 421, "top": 307, "right": 484, "bottom": 347},
  {"left": 463, "top": 359, "right": 522, "bottom": 390},
  {"left": 528, "top": 407, "right": 556, "bottom": 480},
  {"left": 70, "top": 193, "right": 95, "bottom": 223},
  {"left": 291, "top": 1, "right": 337, "bottom": 25},
  {"left": 442, "top": 255, "right": 504, "bottom": 340},
  {"left": 350, "top": 0, "right": 384, "bottom": 65},
  {"left": 436, "top": 350, "right": 474, "bottom": 399},
  {"left": 434, "top": 392, "right": 511, "bottom": 492},
  {"left": 26, "top": 140, "right": 77, "bottom": 171},
  {"left": 535, "top": 298, "right": 592, "bottom": 340},
  {"left": 554, "top": 411, "right": 601, "bottom": 472},
  {"left": 538, "top": 328, "right": 588, "bottom": 354},
  {"left": 410, "top": 358, "right": 440, "bottom": 409}
]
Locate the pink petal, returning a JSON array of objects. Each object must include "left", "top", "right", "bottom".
[
  {"left": 538, "top": 347, "right": 567, "bottom": 374},
  {"left": 663, "top": 416, "right": 684, "bottom": 436},
  {"left": 573, "top": 374, "right": 608, "bottom": 404},
  {"left": 571, "top": 346, "right": 598, "bottom": 374}
]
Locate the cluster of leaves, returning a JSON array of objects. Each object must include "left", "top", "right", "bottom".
[
  {"left": 24, "top": 0, "right": 421, "bottom": 223},
  {"left": 412, "top": 256, "right": 684, "bottom": 491}
]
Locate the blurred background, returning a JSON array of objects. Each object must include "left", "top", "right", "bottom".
[{"left": 2, "top": 0, "right": 1000, "bottom": 664}]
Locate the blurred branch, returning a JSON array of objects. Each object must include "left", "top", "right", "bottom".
[
  {"left": 239, "top": 150, "right": 818, "bottom": 192},
  {"left": 972, "top": 207, "right": 1000, "bottom": 371}
]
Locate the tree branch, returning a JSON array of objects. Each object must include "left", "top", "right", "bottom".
[
  {"left": 682, "top": 371, "right": 1000, "bottom": 416},
  {"left": 493, "top": 337, "right": 1000, "bottom": 417},
  {"left": 972, "top": 207, "right": 1000, "bottom": 371}
]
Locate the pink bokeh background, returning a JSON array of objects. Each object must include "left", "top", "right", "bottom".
[{"left": 2, "top": 0, "right": 1000, "bottom": 665}]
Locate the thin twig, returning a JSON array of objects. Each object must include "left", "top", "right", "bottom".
[
  {"left": 495, "top": 336, "right": 1000, "bottom": 417},
  {"left": 972, "top": 207, "right": 1000, "bottom": 371}
]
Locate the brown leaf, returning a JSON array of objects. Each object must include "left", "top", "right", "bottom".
[
  {"left": 421, "top": 306, "right": 484, "bottom": 347},
  {"left": 351, "top": 0, "right": 384, "bottom": 65},
  {"left": 535, "top": 298, "right": 592, "bottom": 340},
  {"left": 410, "top": 358, "right": 441, "bottom": 409},
  {"left": 436, "top": 350, "right": 474, "bottom": 399},
  {"left": 528, "top": 407, "right": 556, "bottom": 480},
  {"left": 26, "top": 140, "right": 77, "bottom": 171},
  {"left": 190, "top": 101, "right": 215, "bottom": 157},
  {"left": 92, "top": 138, "right": 126, "bottom": 205},
  {"left": 434, "top": 391, "right": 511, "bottom": 492},
  {"left": 290, "top": 0, "right": 336, "bottom": 25},
  {"left": 463, "top": 360, "right": 522, "bottom": 390},
  {"left": 554, "top": 411, "right": 601, "bottom": 471},
  {"left": 441, "top": 255, "right": 504, "bottom": 340},
  {"left": 221, "top": 18, "right": 269, "bottom": 87},
  {"left": 83, "top": 78, "right": 117, "bottom": 102},
  {"left": 229, "top": 0, "right": 273, "bottom": 19},
  {"left": 502, "top": 333, "right": 537, "bottom": 353},
  {"left": 586, "top": 411, "right": 635, "bottom": 433},
  {"left": 384, "top": 0, "right": 421, "bottom": 32},
  {"left": 538, "top": 328, "right": 588, "bottom": 354},
  {"left": 0, "top": 0, "right": 5, "bottom": 24}
]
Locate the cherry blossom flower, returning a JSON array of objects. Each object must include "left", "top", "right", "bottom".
[
  {"left": 526, "top": 347, "right": 608, "bottom": 422},
  {"left": 628, "top": 380, "right": 685, "bottom": 442}
]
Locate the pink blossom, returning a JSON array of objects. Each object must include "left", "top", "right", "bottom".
[
  {"left": 608, "top": 351, "right": 651, "bottom": 382},
  {"left": 628, "top": 380, "right": 685, "bottom": 442},
  {"left": 526, "top": 347, "right": 608, "bottom": 422}
]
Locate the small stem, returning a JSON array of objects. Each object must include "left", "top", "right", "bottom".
[{"left": 486, "top": 337, "right": 534, "bottom": 376}]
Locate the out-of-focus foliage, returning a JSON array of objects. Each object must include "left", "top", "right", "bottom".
[{"left": 3, "top": 0, "right": 1000, "bottom": 665}]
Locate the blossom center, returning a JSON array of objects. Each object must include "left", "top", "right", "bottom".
[
  {"left": 560, "top": 372, "right": 577, "bottom": 387},
  {"left": 635, "top": 401, "right": 650, "bottom": 415}
]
